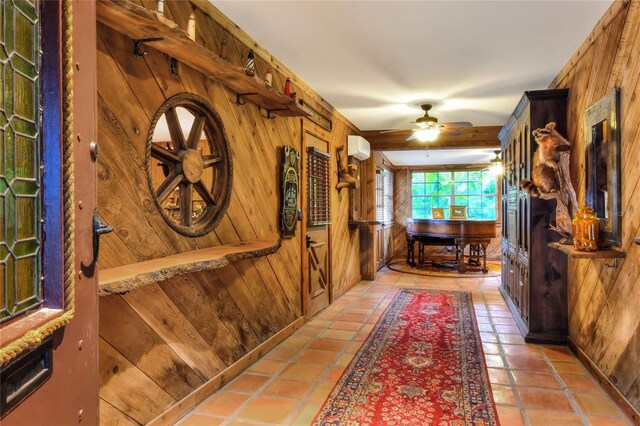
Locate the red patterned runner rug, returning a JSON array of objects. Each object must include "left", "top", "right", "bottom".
[{"left": 313, "top": 289, "right": 500, "bottom": 425}]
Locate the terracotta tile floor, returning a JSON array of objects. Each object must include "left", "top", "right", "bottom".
[{"left": 177, "top": 268, "right": 633, "bottom": 426}]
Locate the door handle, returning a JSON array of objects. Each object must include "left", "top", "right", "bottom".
[
  {"left": 93, "top": 211, "right": 114, "bottom": 262},
  {"left": 306, "top": 235, "right": 317, "bottom": 248}
]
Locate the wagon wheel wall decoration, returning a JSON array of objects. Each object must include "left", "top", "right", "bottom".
[{"left": 147, "top": 93, "right": 232, "bottom": 236}]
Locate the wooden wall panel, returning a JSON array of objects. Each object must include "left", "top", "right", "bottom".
[
  {"left": 97, "top": 1, "right": 361, "bottom": 423},
  {"left": 391, "top": 167, "right": 502, "bottom": 261},
  {"left": 548, "top": 0, "right": 640, "bottom": 414},
  {"left": 331, "top": 122, "right": 362, "bottom": 297}
]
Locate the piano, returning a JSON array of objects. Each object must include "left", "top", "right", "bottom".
[{"left": 406, "top": 218, "right": 497, "bottom": 274}]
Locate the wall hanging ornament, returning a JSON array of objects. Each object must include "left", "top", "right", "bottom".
[
  {"left": 280, "top": 145, "right": 300, "bottom": 238},
  {"left": 335, "top": 146, "right": 358, "bottom": 190},
  {"left": 146, "top": 93, "right": 233, "bottom": 237},
  {"left": 584, "top": 88, "right": 621, "bottom": 246},
  {"left": 519, "top": 122, "right": 578, "bottom": 243}
]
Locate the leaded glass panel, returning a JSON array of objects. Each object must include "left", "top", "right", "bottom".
[{"left": 0, "top": 0, "right": 40, "bottom": 323}]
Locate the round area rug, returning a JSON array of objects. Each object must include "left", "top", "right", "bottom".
[{"left": 388, "top": 259, "right": 501, "bottom": 278}]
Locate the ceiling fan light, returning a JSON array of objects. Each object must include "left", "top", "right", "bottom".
[
  {"left": 415, "top": 127, "right": 440, "bottom": 142},
  {"left": 490, "top": 151, "right": 503, "bottom": 175}
]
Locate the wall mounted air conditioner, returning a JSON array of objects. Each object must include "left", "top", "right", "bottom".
[{"left": 347, "top": 135, "right": 371, "bottom": 161}]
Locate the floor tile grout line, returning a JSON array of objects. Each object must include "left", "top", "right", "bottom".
[
  {"left": 482, "top": 289, "right": 533, "bottom": 426},
  {"left": 179, "top": 270, "right": 634, "bottom": 426},
  {"left": 280, "top": 279, "right": 390, "bottom": 424}
]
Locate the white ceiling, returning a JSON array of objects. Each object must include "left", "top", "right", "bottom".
[
  {"left": 214, "top": 0, "right": 611, "bottom": 131},
  {"left": 383, "top": 148, "right": 499, "bottom": 167}
]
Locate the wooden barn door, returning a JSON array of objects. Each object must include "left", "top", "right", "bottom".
[{"left": 301, "top": 127, "right": 331, "bottom": 319}]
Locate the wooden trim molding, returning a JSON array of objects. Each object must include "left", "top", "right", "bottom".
[
  {"left": 568, "top": 338, "right": 640, "bottom": 425},
  {"left": 333, "top": 275, "right": 363, "bottom": 301},
  {"left": 149, "top": 316, "right": 305, "bottom": 426}
]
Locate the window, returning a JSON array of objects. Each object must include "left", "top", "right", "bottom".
[
  {"left": 384, "top": 169, "right": 393, "bottom": 223},
  {"left": 1, "top": 0, "right": 73, "bottom": 367},
  {"left": 307, "top": 147, "right": 330, "bottom": 226},
  {"left": 411, "top": 170, "right": 497, "bottom": 220},
  {"left": 1, "top": 0, "right": 42, "bottom": 323},
  {"left": 376, "top": 168, "right": 393, "bottom": 223}
]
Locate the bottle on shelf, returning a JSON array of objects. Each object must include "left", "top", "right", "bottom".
[
  {"left": 219, "top": 38, "right": 227, "bottom": 59},
  {"left": 187, "top": 12, "right": 196, "bottom": 41},
  {"left": 284, "top": 78, "right": 292, "bottom": 96},
  {"left": 245, "top": 49, "right": 256, "bottom": 77},
  {"left": 265, "top": 67, "right": 273, "bottom": 87}
]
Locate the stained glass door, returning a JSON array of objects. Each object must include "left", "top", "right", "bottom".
[{"left": 0, "top": 0, "right": 42, "bottom": 322}]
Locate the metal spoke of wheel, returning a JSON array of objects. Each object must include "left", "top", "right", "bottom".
[
  {"left": 187, "top": 113, "right": 206, "bottom": 149},
  {"left": 151, "top": 143, "right": 180, "bottom": 164},
  {"left": 202, "top": 155, "right": 223, "bottom": 169},
  {"left": 194, "top": 180, "right": 216, "bottom": 206},
  {"left": 157, "top": 172, "right": 183, "bottom": 203},
  {"left": 165, "top": 107, "right": 187, "bottom": 150},
  {"left": 179, "top": 182, "right": 193, "bottom": 226}
]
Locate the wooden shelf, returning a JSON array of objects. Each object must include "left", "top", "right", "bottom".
[
  {"left": 99, "top": 237, "right": 281, "bottom": 296},
  {"left": 548, "top": 242, "right": 626, "bottom": 259},
  {"left": 96, "top": 0, "right": 309, "bottom": 118}
]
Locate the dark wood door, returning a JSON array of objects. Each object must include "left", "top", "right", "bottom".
[
  {"left": 2, "top": 1, "right": 99, "bottom": 423},
  {"left": 301, "top": 128, "right": 331, "bottom": 318}
]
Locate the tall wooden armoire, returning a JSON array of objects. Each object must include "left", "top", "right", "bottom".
[{"left": 499, "top": 89, "right": 569, "bottom": 344}]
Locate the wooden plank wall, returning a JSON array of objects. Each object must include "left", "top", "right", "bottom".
[
  {"left": 391, "top": 167, "right": 502, "bottom": 261},
  {"left": 548, "top": 0, "right": 640, "bottom": 412},
  {"left": 97, "top": 1, "right": 360, "bottom": 423}
]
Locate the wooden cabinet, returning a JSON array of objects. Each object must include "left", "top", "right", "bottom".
[{"left": 499, "top": 89, "right": 569, "bottom": 344}]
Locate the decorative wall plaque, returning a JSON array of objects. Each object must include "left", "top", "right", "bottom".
[{"left": 280, "top": 145, "right": 300, "bottom": 238}]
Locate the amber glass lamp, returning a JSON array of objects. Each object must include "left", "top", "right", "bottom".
[{"left": 573, "top": 206, "right": 599, "bottom": 251}]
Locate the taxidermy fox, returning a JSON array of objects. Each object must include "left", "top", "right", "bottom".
[{"left": 520, "top": 122, "right": 571, "bottom": 197}]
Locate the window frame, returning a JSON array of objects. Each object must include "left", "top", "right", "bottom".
[
  {"left": 0, "top": 0, "right": 74, "bottom": 367},
  {"left": 410, "top": 168, "right": 498, "bottom": 221},
  {"left": 375, "top": 167, "right": 394, "bottom": 225}
]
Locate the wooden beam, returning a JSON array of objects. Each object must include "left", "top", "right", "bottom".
[{"left": 360, "top": 126, "right": 501, "bottom": 151}]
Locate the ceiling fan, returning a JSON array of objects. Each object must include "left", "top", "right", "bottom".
[
  {"left": 465, "top": 150, "right": 503, "bottom": 175},
  {"left": 381, "top": 104, "right": 472, "bottom": 142}
]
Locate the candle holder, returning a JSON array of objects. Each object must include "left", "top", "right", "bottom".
[{"left": 572, "top": 206, "right": 599, "bottom": 251}]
